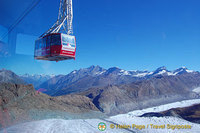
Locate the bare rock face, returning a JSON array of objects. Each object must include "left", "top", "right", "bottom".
[
  {"left": 0, "top": 69, "right": 25, "bottom": 84},
  {"left": 55, "top": 95, "right": 98, "bottom": 111},
  {"left": 0, "top": 83, "right": 100, "bottom": 128}
]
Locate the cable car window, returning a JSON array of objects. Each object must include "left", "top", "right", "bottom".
[
  {"left": 38, "top": 40, "right": 41, "bottom": 49},
  {"left": 40, "top": 39, "right": 43, "bottom": 49},
  {"left": 51, "top": 34, "right": 61, "bottom": 46},
  {"left": 42, "top": 37, "right": 46, "bottom": 48},
  {"left": 46, "top": 36, "right": 51, "bottom": 47},
  {"left": 62, "top": 34, "right": 75, "bottom": 46},
  {"left": 41, "top": 39, "right": 43, "bottom": 48},
  {"left": 41, "top": 38, "right": 44, "bottom": 48},
  {"left": 43, "top": 37, "right": 47, "bottom": 48}
]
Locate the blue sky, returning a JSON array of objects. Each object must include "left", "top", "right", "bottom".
[{"left": 0, "top": 0, "right": 200, "bottom": 75}]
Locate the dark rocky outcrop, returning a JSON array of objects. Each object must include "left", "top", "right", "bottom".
[
  {"left": 161, "top": 104, "right": 200, "bottom": 124},
  {"left": 140, "top": 103, "right": 200, "bottom": 124}
]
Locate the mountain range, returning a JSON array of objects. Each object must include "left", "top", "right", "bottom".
[
  {"left": 37, "top": 65, "right": 198, "bottom": 96},
  {"left": 1, "top": 66, "right": 200, "bottom": 116}
]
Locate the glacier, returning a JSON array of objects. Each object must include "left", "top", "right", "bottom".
[{"left": 1, "top": 99, "right": 200, "bottom": 133}]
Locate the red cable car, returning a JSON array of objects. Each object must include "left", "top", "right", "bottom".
[{"left": 34, "top": 33, "right": 76, "bottom": 61}]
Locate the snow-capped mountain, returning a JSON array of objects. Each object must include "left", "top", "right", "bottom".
[
  {"left": 151, "top": 66, "right": 195, "bottom": 76},
  {"left": 19, "top": 74, "right": 55, "bottom": 88},
  {"left": 70, "top": 65, "right": 106, "bottom": 77},
  {"left": 72, "top": 65, "right": 196, "bottom": 79},
  {"left": 81, "top": 66, "right": 196, "bottom": 78},
  {"left": 128, "top": 66, "right": 195, "bottom": 77},
  {"left": 20, "top": 74, "right": 55, "bottom": 79},
  {"left": 70, "top": 65, "right": 196, "bottom": 78}
]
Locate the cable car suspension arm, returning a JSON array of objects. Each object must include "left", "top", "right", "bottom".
[{"left": 40, "top": 0, "right": 73, "bottom": 37}]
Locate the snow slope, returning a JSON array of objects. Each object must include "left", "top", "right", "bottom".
[
  {"left": 126, "top": 99, "right": 200, "bottom": 117},
  {"left": 2, "top": 117, "right": 200, "bottom": 133},
  {"left": 2, "top": 99, "right": 200, "bottom": 133},
  {"left": 193, "top": 87, "right": 200, "bottom": 93}
]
